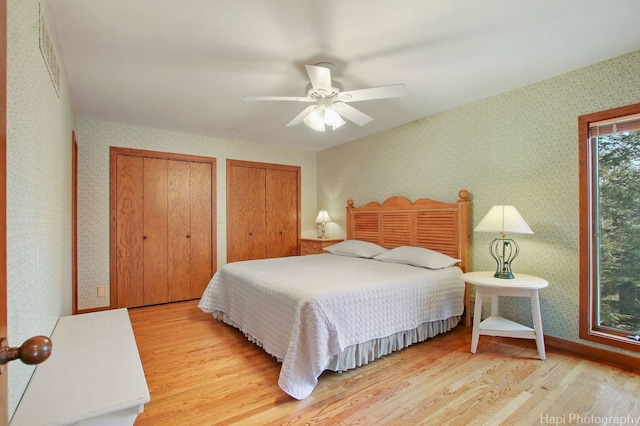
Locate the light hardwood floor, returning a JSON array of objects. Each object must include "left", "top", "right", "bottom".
[{"left": 129, "top": 300, "right": 640, "bottom": 425}]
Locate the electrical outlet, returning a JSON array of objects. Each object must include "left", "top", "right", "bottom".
[{"left": 97, "top": 285, "right": 107, "bottom": 298}]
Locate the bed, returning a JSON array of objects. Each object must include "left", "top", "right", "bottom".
[{"left": 198, "top": 190, "right": 471, "bottom": 399}]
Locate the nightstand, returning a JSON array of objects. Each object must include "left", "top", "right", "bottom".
[
  {"left": 463, "top": 271, "right": 548, "bottom": 360},
  {"left": 299, "top": 238, "right": 343, "bottom": 255}
]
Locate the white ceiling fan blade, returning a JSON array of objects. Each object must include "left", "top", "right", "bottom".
[
  {"left": 339, "top": 84, "right": 407, "bottom": 102},
  {"left": 305, "top": 64, "right": 332, "bottom": 93},
  {"left": 334, "top": 102, "right": 373, "bottom": 126},
  {"left": 244, "top": 95, "right": 315, "bottom": 102},
  {"left": 286, "top": 105, "right": 316, "bottom": 127}
]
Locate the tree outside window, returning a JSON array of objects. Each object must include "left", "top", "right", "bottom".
[{"left": 579, "top": 103, "right": 640, "bottom": 352}]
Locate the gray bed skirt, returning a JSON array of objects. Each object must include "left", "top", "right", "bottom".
[{"left": 215, "top": 312, "right": 461, "bottom": 373}]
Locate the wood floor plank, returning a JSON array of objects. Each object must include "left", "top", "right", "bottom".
[{"left": 129, "top": 300, "right": 640, "bottom": 425}]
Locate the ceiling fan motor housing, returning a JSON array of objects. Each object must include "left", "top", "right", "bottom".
[{"left": 305, "top": 82, "right": 343, "bottom": 100}]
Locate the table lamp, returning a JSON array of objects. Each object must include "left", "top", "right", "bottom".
[
  {"left": 474, "top": 205, "right": 533, "bottom": 279},
  {"left": 314, "top": 210, "right": 332, "bottom": 239}
]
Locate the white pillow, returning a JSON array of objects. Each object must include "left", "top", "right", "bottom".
[
  {"left": 324, "top": 240, "right": 388, "bottom": 258},
  {"left": 373, "top": 246, "right": 460, "bottom": 269}
]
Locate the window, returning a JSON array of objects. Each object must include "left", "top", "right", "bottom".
[{"left": 579, "top": 102, "right": 640, "bottom": 352}]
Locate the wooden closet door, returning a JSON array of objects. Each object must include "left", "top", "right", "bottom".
[
  {"left": 227, "top": 165, "right": 266, "bottom": 262},
  {"left": 265, "top": 169, "right": 298, "bottom": 258},
  {"left": 111, "top": 147, "right": 216, "bottom": 309},
  {"left": 168, "top": 160, "right": 191, "bottom": 302},
  {"left": 116, "top": 155, "right": 145, "bottom": 308},
  {"left": 190, "top": 162, "right": 213, "bottom": 298},
  {"left": 143, "top": 158, "right": 169, "bottom": 306}
]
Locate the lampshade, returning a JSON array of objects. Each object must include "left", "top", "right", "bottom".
[
  {"left": 315, "top": 210, "right": 332, "bottom": 224},
  {"left": 474, "top": 205, "right": 533, "bottom": 279},
  {"left": 474, "top": 205, "right": 533, "bottom": 236}
]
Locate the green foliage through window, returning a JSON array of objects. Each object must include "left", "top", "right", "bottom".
[{"left": 595, "top": 128, "right": 640, "bottom": 333}]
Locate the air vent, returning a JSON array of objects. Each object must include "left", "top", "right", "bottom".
[{"left": 39, "top": 3, "right": 60, "bottom": 97}]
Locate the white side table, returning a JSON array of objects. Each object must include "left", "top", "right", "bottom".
[{"left": 463, "top": 271, "right": 548, "bottom": 360}]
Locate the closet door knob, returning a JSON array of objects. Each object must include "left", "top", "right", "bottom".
[{"left": 143, "top": 236, "right": 147, "bottom": 240}]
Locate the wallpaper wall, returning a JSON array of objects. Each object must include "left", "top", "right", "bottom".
[
  {"left": 317, "top": 50, "right": 640, "bottom": 357},
  {"left": 75, "top": 119, "right": 317, "bottom": 310},
  {"left": 6, "top": 0, "right": 75, "bottom": 418},
  {"left": 5, "top": 1, "right": 638, "bottom": 415}
]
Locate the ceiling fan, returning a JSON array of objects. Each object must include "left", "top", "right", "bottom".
[{"left": 243, "top": 62, "right": 407, "bottom": 132}]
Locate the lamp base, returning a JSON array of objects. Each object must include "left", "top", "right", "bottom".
[
  {"left": 493, "top": 271, "right": 515, "bottom": 279},
  {"left": 489, "top": 237, "right": 520, "bottom": 279}
]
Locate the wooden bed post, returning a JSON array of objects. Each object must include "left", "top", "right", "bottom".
[
  {"left": 456, "top": 189, "right": 471, "bottom": 273},
  {"left": 456, "top": 189, "right": 472, "bottom": 326},
  {"left": 346, "top": 199, "right": 355, "bottom": 240}
]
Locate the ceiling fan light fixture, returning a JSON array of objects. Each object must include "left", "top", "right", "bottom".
[
  {"left": 244, "top": 62, "right": 406, "bottom": 132},
  {"left": 324, "top": 108, "right": 345, "bottom": 130},
  {"left": 303, "top": 108, "right": 325, "bottom": 132},
  {"left": 303, "top": 105, "right": 346, "bottom": 132}
]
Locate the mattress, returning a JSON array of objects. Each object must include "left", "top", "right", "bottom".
[{"left": 198, "top": 253, "right": 464, "bottom": 399}]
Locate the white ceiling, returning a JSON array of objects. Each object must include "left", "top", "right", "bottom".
[{"left": 46, "top": 0, "right": 640, "bottom": 152}]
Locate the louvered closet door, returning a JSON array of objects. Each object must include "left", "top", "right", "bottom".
[
  {"left": 115, "top": 155, "right": 145, "bottom": 308},
  {"left": 227, "top": 165, "right": 267, "bottom": 262},
  {"left": 189, "top": 162, "right": 213, "bottom": 298},
  {"left": 143, "top": 158, "right": 170, "bottom": 305},
  {"left": 265, "top": 169, "right": 298, "bottom": 258}
]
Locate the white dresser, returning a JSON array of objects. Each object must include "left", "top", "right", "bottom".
[{"left": 11, "top": 309, "right": 150, "bottom": 425}]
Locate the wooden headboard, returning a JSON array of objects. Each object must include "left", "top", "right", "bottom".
[{"left": 346, "top": 190, "right": 471, "bottom": 272}]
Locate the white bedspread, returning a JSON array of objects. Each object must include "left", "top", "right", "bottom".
[{"left": 198, "top": 253, "right": 464, "bottom": 399}]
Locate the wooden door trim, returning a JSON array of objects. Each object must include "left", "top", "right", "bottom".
[
  {"left": 107, "top": 147, "right": 216, "bottom": 310},
  {"left": 110, "top": 147, "right": 217, "bottom": 163},
  {"left": 227, "top": 158, "right": 301, "bottom": 173},
  {"left": 1, "top": 0, "right": 8, "bottom": 418},
  {"left": 72, "top": 132, "right": 78, "bottom": 314}
]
